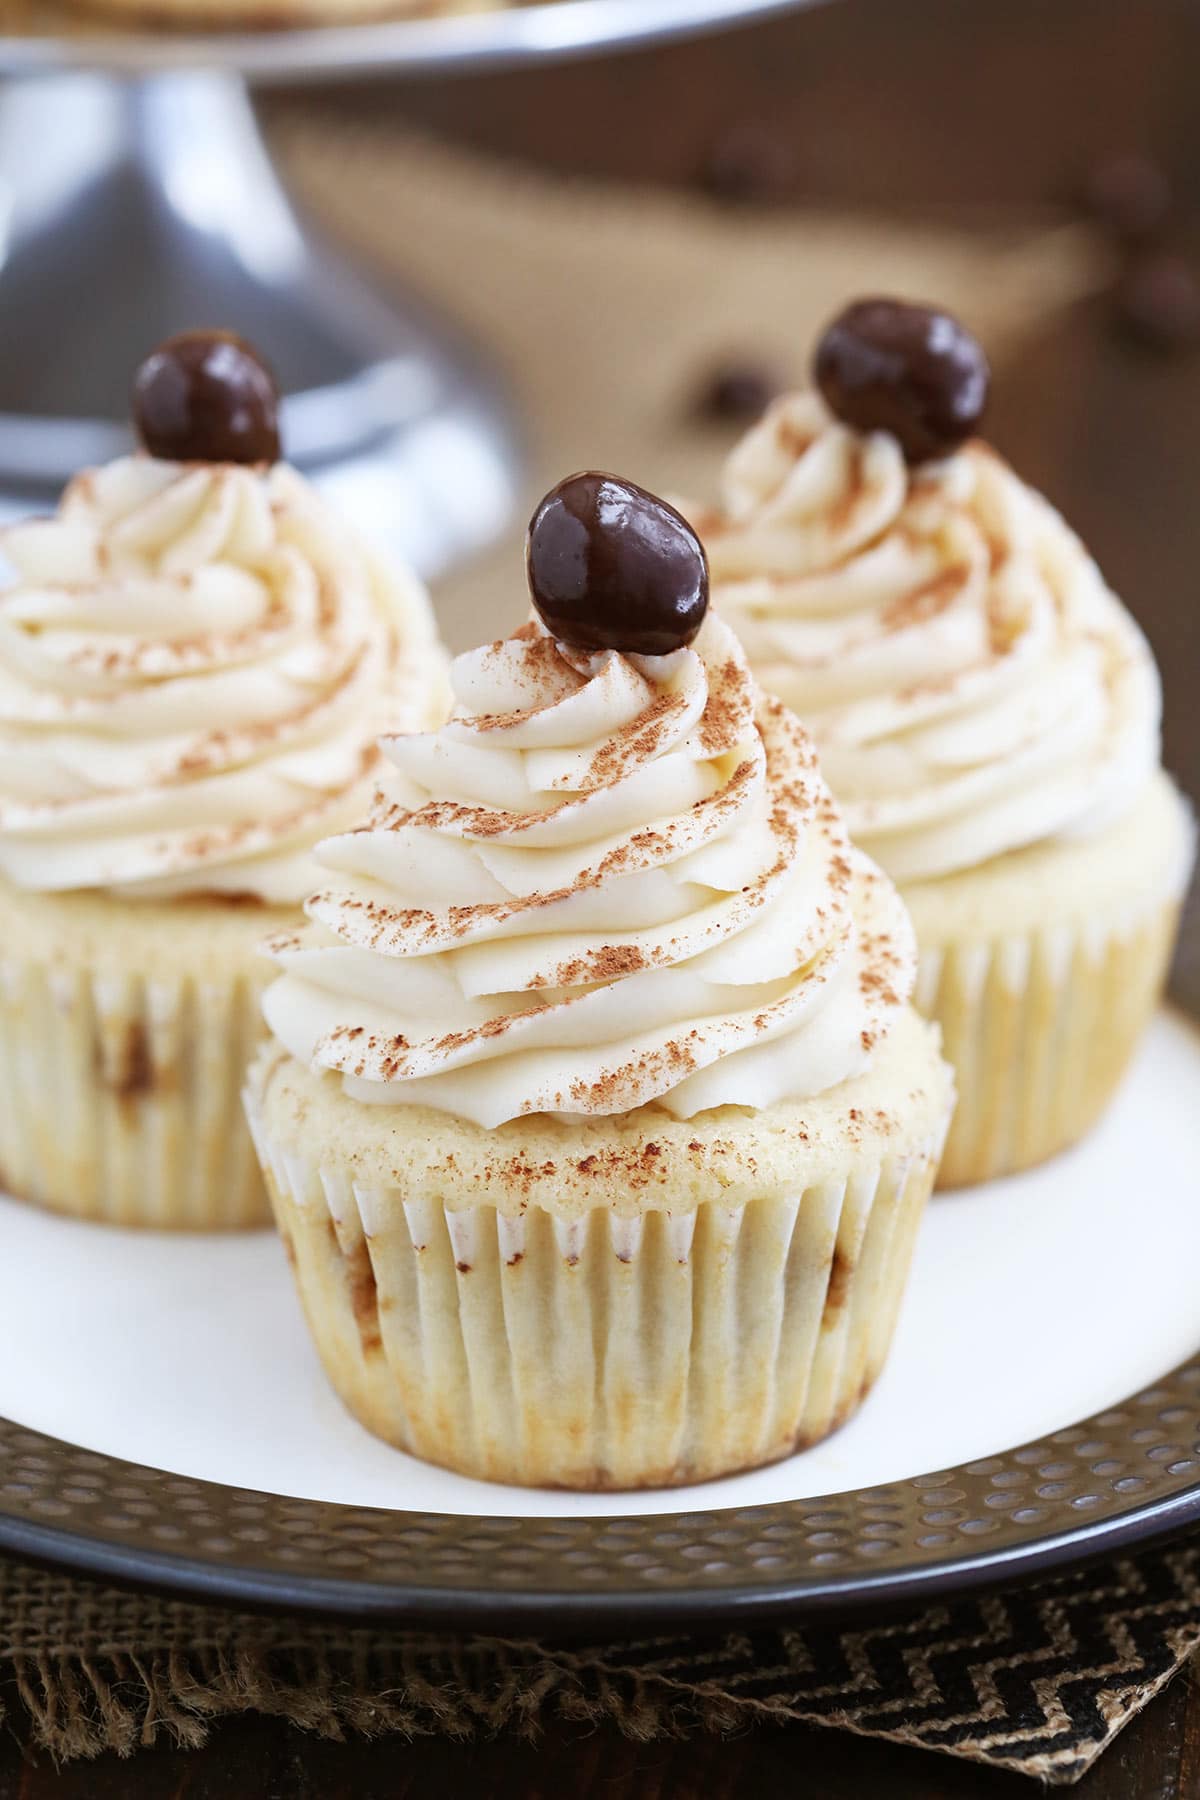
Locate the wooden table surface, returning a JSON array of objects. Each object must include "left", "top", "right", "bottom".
[{"left": 4, "top": 1, "right": 1199, "bottom": 1793}]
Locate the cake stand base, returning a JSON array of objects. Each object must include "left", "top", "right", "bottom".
[{"left": 0, "top": 71, "right": 517, "bottom": 575}]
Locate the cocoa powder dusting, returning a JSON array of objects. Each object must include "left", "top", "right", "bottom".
[
  {"left": 573, "top": 690, "right": 686, "bottom": 789},
  {"left": 880, "top": 564, "right": 966, "bottom": 633},
  {"left": 468, "top": 632, "right": 586, "bottom": 731},
  {"left": 62, "top": 591, "right": 298, "bottom": 681}
]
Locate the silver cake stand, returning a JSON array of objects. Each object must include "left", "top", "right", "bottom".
[{"left": 0, "top": 0, "right": 814, "bottom": 573}]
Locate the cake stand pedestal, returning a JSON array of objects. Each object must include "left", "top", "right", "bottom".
[{"left": 0, "top": 0, "right": 813, "bottom": 573}]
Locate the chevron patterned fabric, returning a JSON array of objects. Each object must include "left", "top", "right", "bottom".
[{"left": 559, "top": 1539, "right": 1200, "bottom": 1783}]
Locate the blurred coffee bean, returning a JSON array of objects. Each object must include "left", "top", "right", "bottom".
[
  {"left": 699, "top": 361, "right": 781, "bottom": 422},
  {"left": 1114, "top": 253, "right": 1200, "bottom": 353},
  {"left": 700, "top": 122, "right": 796, "bottom": 204},
  {"left": 1084, "top": 151, "right": 1172, "bottom": 245}
]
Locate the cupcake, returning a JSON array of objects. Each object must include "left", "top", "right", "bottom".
[
  {"left": 0, "top": 331, "right": 447, "bottom": 1228},
  {"left": 245, "top": 472, "right": 953, "bottom": 1490},
  {"left": 690, "top": 298, "right": 1195, "bottom": 1188}
]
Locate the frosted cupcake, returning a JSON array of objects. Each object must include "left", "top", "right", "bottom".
[
  {"left": 690, "top": 298, "right": 1194, "bottom": 1188},
  {"left": 0, "top": 331, "right": 447, "bottom": 1228},
  {"left": 245, "top": 472, "right": 953, "bottom": 1490}
]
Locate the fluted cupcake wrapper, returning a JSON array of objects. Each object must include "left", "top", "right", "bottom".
[
  {"left": 0, "top": 952, "right": 270, "bottom": 1228},
  {"left": 916, "top": 893, "right": 1182, "bottom": 1190},
  {"left": 245, "top": 1086, "right": 945, "bottom": 1490}
]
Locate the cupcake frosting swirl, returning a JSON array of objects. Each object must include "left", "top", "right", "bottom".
[
  {"left": 697, "top": 393, "right": 1162, "bottom": 883},
  {"left": 0, "top": 456, "right": 443, "bottom": 901},
  {"left": 262, "top": 612, "right": 915, "bottom": 1127}
]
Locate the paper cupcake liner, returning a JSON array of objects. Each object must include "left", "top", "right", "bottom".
[
  {"left": 0, "top": 953, "right": 270, "bottom": 1228},
  {"left": 246, "top": 1089, "right": 944, "bottom": 1490},
  {"left": 915, "top": 893, "right": 1182, "bottom": 1190}
]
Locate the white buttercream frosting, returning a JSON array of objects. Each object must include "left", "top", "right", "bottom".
[
  {"left": 0, "top": 456, "right": 445, "bottom": 901},
  {"left": 261, "top": 612, "right": 916, "bottom": 1127},
  {"left": 694, "top": 393, "right": 1162, "bottom": 883}
]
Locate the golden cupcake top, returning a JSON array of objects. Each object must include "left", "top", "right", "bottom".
[
  {"left": 0, "top": 331, "right": 444, "bottom": 903},
  {"left": 262, "top": 472, "right": 917, "bottom": 1128},
  {"left": 688, "top": 299, "right": 1163, "bottom": 884}
]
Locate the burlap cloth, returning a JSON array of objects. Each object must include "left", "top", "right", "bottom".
[{"left": 3, "top": 104, "right": 1194, "bottom": 1785}]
